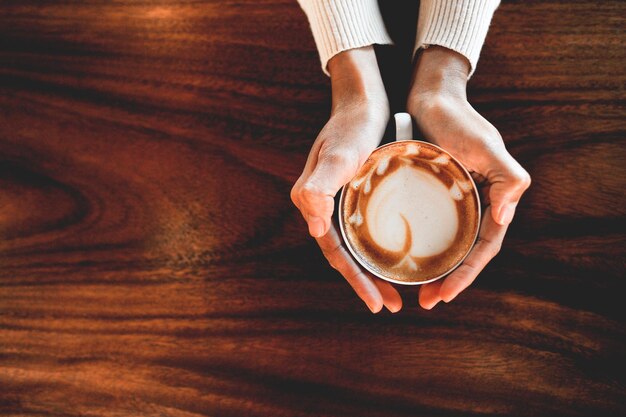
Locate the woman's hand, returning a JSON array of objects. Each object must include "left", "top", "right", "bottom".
[
  {"left": 408, "top": 46, "right": 531, "bottom": 309},
  {"left": 291, "top": 46, "right": 402, "bottom": 314}
]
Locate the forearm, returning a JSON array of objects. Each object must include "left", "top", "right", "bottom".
[
  {"left": 328, "top": 47, "right": 388, "bottom": 115},
  {"left": 409, "top": 46, "right": 470, "bottom": 103}
]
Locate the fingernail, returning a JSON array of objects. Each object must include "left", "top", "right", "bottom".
[
  {"left": 498, "top": 203, "right": 517, "bottom": 225},
  {"left": 308, "top": 216, "right": 325, "bottom": 237},
  {"left": 422, "top": 300, "right": 439, "bottom": 310},
  {"left": 367, "top": 302, "right": 382, "bottom": 314},
  {"left": 442, "top": 294, "right": 455, "bottom": 303},
  {"left": 387, "top": 304, "right": 401, "bottom": 314}
]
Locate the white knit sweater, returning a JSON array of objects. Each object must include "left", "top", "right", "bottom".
[{"left": 297, "top": 0, "right": 500, "bottom": 77}]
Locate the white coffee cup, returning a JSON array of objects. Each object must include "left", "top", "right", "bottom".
[{"left": 338, "top": 113, "right": 481, "bottom": 285}]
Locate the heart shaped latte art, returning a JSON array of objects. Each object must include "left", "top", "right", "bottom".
[
  {"left": 366, "top": 164, "right": 459, "bottom": 256},
  {"left": 342, "top": 142, "right": 479, "bottom": 282}
]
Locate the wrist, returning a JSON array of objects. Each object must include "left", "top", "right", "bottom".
[
  {"left": 328, "top": 46, "right": 388, "bottom": 118},
  {"left": 409, "top": 46, "right": 470, "bottom": 106}
]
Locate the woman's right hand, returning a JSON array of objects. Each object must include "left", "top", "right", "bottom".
[{"left": 290, "top": 46, "right": 403, "bottom": 314}]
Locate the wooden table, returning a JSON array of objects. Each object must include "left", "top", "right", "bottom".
[{"left": 1, "top": 1, "right": 624, "bottom": 416}]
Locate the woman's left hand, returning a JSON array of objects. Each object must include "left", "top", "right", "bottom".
[{"left": 408, "top": 46, "right": 531, "bottom": 309}]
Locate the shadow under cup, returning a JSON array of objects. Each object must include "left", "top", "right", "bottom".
[{"left": 338, "top": 139, "right": 481, "bottom": 286}]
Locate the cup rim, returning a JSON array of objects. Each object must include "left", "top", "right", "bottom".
[{"left": 338, "top": 139, "right": 482, "bottom": 286}]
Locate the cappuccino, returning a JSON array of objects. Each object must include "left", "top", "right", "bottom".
[{"left": 339, "top": 140, "right": 480, "bottom": 284}]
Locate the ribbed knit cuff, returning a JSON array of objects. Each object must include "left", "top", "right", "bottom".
[
  {"left": 298, "top": 0, "right": 394, "bottom": 76},
  {"left": 414, "top": 0, "right": 500, "bottom": 78}
]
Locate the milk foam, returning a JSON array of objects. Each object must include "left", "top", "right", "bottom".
[
  {"left": 365, "top": 165, "right": 458, "bottom": 257},
  {"left": 341, "top": 141, "right": 480, "bottom": 283}
]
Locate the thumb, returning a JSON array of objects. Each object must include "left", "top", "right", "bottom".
[
  {"left": 292, "top": 150, "right": 360, "bottom": 237},
  {"left": 487, "top": 154, "right": 532, "bottom": 226}
]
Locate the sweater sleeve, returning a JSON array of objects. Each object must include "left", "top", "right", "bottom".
[
  {"left": 297, "top": 0, "right": 393, "bottom": 76},
  {"left": 414, "top": 0, "right": 501, "bottom": 77}
]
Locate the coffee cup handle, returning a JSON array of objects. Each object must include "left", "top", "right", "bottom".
[{"left": 394, "top": 112, "right": 413, "bottom": 141}]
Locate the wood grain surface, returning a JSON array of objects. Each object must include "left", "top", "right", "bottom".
[{"left": 1, "top": 1, "right": 625, "bottom": 416}]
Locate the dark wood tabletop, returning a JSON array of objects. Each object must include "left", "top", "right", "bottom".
[{"left": 1, "top": 1, "right": 625, "bottom": 416}]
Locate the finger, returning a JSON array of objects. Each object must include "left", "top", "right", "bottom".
[
  {"left": 373, "top": 278, "right": 403, "bottom": 313},
  {"left": 291, "top": 175, "right": 333, "bottom": 238},
  {"left": 439, "top": 206, "right": 509, "bottom": 303},
  {"left": 316, "top": 224, "right": 384, "bottom": 313},
  {"left": 418, "top": 279, "right": 444, "bottom": 310},
  {"left": 485, "top": 152, "right": 531, "bottom": 226},
  {"left": 292, "top": 150, "right": 359, "bottom": 238},
  {"left": 290, "top": 137, "right": 331, "bottom": 236}
]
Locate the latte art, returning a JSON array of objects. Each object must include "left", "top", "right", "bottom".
[
  {"left": 340, "top": 141, "right": 480, "bottom": 284},
  {"left": 364, "top": 166, "right": 459, "bottom": 257}
]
